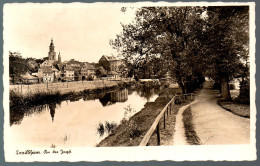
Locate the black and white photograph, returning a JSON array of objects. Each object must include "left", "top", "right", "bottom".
[{"left": 3, "top": 2, "right": 256, "bottom": 161}]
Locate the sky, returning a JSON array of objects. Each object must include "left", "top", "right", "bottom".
[{"left": 4, "top": 3, "right": 136, "bottom": 63}]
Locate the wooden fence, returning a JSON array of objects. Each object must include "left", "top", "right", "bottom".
[{"left": 139, "top": 93, "right": 193, "bottom": 146}]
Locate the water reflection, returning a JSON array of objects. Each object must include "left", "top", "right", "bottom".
[
  {"left": 111, "top": 89, "right": 128, "bottom": 102},
  {"left": 135, "top": 85, "right": 160, "bottom": 102},
  {"left": 99, "top": 89, "right": 128, "bottom": 106},
  {"left": 10, "top": 86, "right": 160, "bottom": 125},
  {"left": 49, "top": 103, "right": 56, "bottom": 122},
  {"left": 9, "top": 85, "right": 161, "bottom": 148}
]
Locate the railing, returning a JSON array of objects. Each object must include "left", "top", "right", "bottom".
[{"left": 139, "top": 93, "right": 194, "bottom": 146}]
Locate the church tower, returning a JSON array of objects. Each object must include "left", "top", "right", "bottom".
[
  {"left": 58, "top": 51, "right": 61, "bottom": 63},
  {"left": 48, "top": 38, "right": 56, "bottom": 61}
]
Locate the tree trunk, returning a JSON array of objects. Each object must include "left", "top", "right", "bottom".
[{"left": 220, "top": 76, "right": 231, "bottom": 100}]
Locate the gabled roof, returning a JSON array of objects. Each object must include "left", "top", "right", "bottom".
[
  {"left": 82, "top": 63, "right": 96, "bottom": 70},
  {"left": 102, "top": 55, "right": 117, "bottom": 61},
  {"left": 41, "top": 66, "right": 53, "bottom": 73}
]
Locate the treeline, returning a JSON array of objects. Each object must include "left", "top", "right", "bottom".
[
  {"left": 9, "top": 51, "right": 46, "bottom": 83},
  {"left": 111, "top": 6, "right": 249, "bottom": 101}
]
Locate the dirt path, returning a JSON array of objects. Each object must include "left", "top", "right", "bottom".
[
  {"left": 172, "top": 102, "right": 196, "bottom": 145},
  {"left": 191, "top": 81, "right": 250, "bottom": 145}
]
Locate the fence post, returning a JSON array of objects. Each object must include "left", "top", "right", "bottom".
[
  {"left": 164, "top": 112, "right": 166, "bottom": 129},
  {"left": 156, "top": 124, "right": 161, "bottom": 145},
  {"left": 170, "top": 102, "right": 171, "bottom": 115},
  {"left": 167, "top": 106, "right": 168, "bottom": 116}
]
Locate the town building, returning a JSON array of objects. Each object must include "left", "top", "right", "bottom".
[
  {"left": 38, "top": 66, "right": 54, "bottom": 83},
  {"left": 98, "top": 55, "right": 125, "bottom": 72},
  {"left": 61, "top": 65, "right": 74, "bottom": 81},
  {"left": 81, "top": 62, "right": 96, "bottom": 80}
]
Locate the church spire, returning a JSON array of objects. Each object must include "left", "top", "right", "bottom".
[
  {"left": 48, "top": 38, "right": 56, "bottom": 60},
  {"left": 58, "top": 51, "right": 61, "bottom": 63}
]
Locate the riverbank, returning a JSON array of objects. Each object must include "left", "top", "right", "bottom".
[
  {"left": 97, "top": 87, "right": 183, "bottom": 147},
  {"left": 10, "top": 80, "right": 134, "bottom": 111}
]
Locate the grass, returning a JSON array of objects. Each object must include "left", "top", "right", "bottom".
[
  {"left": 183, "top": 106, "right": 201, "bottom": 145},
  {"left": 218, "top": 100, "right": 250, "bottom": 118},
  {"left": 97, "top": 87, "right": 184, "bottom": 147},
  {"left": 10, "top": 90, "right": 63, "bottom": 110}
]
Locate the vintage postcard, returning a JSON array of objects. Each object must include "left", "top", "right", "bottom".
[{"left": 3, "top": 2, "right": 256, "bottom": 162}]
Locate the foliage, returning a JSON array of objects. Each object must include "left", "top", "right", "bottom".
[
  {"left": 9, "top": 51, "right": 29, "bottom": 82},
  {"left": 201, "top": 6, "right": 249, "bottom": 99},
  {"left": 97, "top": 122, "right": 105, "bottom": 136},
  {"left": 95, "top": 66, "right": 107, "bottom": 77},
  {"left": 97, "top": 121, "right": 118, "bottom": 136},
  {"left": 111, "top": 6, "right": 249, "bottom": 99},
  {"left": 87, "top": 75, "right": 94, "bottom": 81},
  {"left": 10, "top": 90, "right": 62, "bottom": 110},
  {"left": 110, "top": 7, "right": 207, "bottom": 92},
  {"left": 236, "top": 79, "right": 250, "bottom": 104}
]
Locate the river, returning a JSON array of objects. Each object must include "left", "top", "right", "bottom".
[{"left": 9, "top": 85, "right": 161, "bottom": 148}]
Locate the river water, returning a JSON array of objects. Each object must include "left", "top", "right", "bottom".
[{"left": 9, "top": 86, "right": 160, "bottom": 148}]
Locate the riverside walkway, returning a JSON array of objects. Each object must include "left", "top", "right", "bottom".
[{"left": 172, "top": 81, "right": 250, "bottom": 145}]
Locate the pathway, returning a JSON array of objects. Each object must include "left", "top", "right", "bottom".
[
  {"left": 172, "top": 101, "right": 196, "bottom": 145},
  {"left": 172, "top": 81, "right": 250, "bottom": 145},
  {"left": 191, "top": 81, "right": 250, "bottom": 145}
]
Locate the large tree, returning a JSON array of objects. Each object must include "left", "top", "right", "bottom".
[
  {"left": 201, "top": 6, "right": 249, "bottom": 100},
  {"left": 111, "top": 7, "right": 206, "bottom": 93},
  {"left": 111, "top": 6, "right": 249, "bottom": 99}
]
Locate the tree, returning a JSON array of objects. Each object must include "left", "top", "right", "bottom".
[
  {"left": 111, "top": 7, "right": 206, "bottom": 93},
  {"left": 95, "top": 66, "right": 107, "bottom": 78},
  {"left": 201, "top": 6, "right": 249, "bottom": 100},
  {"left": 9, "top": 51, "right": 29, "bottom": 83}
]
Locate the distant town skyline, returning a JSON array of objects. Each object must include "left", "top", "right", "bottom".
[{"left": 4, "top": 3, "right": 136, "bottom": 63}]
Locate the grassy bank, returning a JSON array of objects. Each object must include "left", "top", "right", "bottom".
[
  {"left": 218, "top": 100, "right": 250, "bottom": 118},
  {"left": 183, "top": 106, "right": 201, "bottom": 145},
  {"left": 97, "top": 87, "right": 183, "bottom": 147},
  {"left": 10, "top": 81, "right": 133, "bottom": 111},
  {"left": 147, "top": 97, "right": 195, "bottom": 146}
]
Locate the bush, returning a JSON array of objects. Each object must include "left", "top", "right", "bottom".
[
  {"left": 236, "top": 79, "right": 249, "bottom": 104},
  {"left": 97, "top": 122, "right": 105, "bottom": 136},
  {"left": 87, "top": 75, "right": 94, "bottom": 81},
  {"left": 105, "top": 121, "right": 117, "bottom": 133},
  {"left": 128, "top": 121, "right": 141, "bottom": 138},
  {"left": 10, "top": 90, "right": 62, "bottom": 109}
]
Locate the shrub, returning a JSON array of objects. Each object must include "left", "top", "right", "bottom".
[
  {"left": 97, "top": 122, "right": 105, "bottom": 136},
  {"left": 87, "top": 75, "right": 94, "bottom": 81},
  {"left": 236, "top": 79, "right": 249, "bottom": 104},
  {"left": 105, "top": 121, "right": 117, "bottom": 133},
  {"left": 128, "top": 121, "right": 141, "bottom": 138}
]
